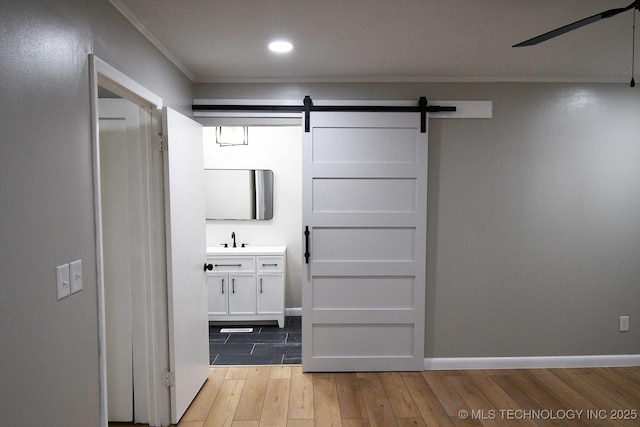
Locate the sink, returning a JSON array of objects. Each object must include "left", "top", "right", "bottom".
[{"left": 206, "top": 246, "right": 286, "bottom": 256}]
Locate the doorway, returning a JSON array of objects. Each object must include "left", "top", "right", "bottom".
[
  {"left": 202, "top": 125, "right": 303, "bottom": 365},
  {"left": 98, "top": 93, "right": 156, "bottom": 422},
  {"left": 92, "top": 55, "right": 210, "bottom": 427},
  {"left": 91, "top": 56, "right": 170, "bottom": 427}
]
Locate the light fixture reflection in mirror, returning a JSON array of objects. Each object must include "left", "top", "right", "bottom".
[
  {"left": 204, "top": 169, "right": 274, "bottom": 220},
  {"left": 216, "top": 126, "right": 248, "bottom": 146}
]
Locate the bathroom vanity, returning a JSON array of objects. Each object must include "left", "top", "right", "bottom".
[{"left": 205, "top": 246, "right": 286, "bottom": 328}]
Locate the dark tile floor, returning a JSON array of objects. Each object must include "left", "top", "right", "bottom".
[{"left": 209, "top": 316, "right": 301, "bottom": 365}]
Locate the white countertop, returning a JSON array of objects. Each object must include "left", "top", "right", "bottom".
[{"left": 206, "top": 246, "right": 286, "bottom": 256}]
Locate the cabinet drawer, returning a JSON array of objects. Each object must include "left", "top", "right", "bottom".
[
  {"left": 257, "top": 256, "right": 284, "bottom": 273},
  {"left": 207, "top": 257, "right": 255, "bottom": 272}
]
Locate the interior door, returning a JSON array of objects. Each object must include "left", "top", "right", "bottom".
[
  {"left": 302, "top": 110, "right": 427, "bottom": 372},
  {"left": 163, "top": 107, "right": 209, "bottom": 423}
]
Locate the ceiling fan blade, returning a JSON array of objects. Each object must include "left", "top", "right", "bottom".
[{"left": 513, "top": 1, "right": 637, "bottom": 47}]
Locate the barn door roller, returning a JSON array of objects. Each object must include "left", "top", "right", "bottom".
[{"left": 302, "top": 96, "right": 453, "bottom": 133}]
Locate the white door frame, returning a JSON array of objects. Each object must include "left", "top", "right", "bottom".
[{"left": 89, "top": 54, "right": 170, "bottom": 427}]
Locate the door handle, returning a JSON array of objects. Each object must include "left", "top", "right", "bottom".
[
  {"left": 304, "top": 226, "right": 310, "bottom": 264},
  {"left": 204, "top": 263, "right": 213, "bottom": 271},
  {"left": 221, "top": 278, "right": 224, "bottom": 294}
]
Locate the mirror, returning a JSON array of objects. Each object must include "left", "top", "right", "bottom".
[{"left": 204, "top": 169, "right": 274, "bottom": 220}]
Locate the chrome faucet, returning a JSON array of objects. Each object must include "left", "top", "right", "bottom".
[{"left": 231, "top": 231, "right": 237, "bottom": 248}]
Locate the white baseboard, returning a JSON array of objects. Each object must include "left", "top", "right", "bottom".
[
  {"left": 425, "top": 354, "right": 640, "bottom": 370},
  {"left": 286, "top": 307, "right": 302, "bottom": 316}
]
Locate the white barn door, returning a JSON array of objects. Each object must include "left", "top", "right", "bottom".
[{"left": 302, "top": 110, "right": 427, "bottom": 372}]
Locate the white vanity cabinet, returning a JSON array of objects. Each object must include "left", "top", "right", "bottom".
[
  {"left": 207, "top": 272, "right": 255, "bottom": 316},
  {"left": 206, "top": 247, "right": 286, "bottom": 328}
]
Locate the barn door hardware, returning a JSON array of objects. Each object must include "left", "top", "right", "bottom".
[{"left": 192, "top": 96, "right": 456, "bottom": 133}]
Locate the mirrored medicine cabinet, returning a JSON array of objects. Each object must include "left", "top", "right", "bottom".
[{"left": 204, "top": 169, "right": 274, "bottom": 220}]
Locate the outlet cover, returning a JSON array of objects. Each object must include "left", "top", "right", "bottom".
[
  {"left": 620, "top": 316, "right": 630, "bottom": 332},
  {"left": 56, "top": 264, "right": 70, "bottom": 300},
  {"left": 70, "top": 259, "right": 82, "bottom": 294}
]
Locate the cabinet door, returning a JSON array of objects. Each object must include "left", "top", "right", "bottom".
[
  {"left": 207, "top": 274, "right": 228, "bottom": 316},
  {"left": 228, "top": 274, "right": 256, "bottom": 315},
  {"left": 257, "top": 274, "right": 284, "bottom": 314}
]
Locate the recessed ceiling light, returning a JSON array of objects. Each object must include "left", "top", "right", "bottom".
[{"left": 268, "top": 40, "right": 294, "bottom": 53}]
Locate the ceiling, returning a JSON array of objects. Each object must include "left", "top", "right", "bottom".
[{"left": 111, "top": 0, "right": 639, "bottom": 84}]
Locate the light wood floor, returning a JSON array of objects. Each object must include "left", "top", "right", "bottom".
[{"left": 111, "top": 365, "right": 640, "bottom": 427}]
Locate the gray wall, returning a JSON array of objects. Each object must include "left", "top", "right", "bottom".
[
  {"left": 1, "top": 1, "right": 639, "bottom": 424},
  {"left": 0, "top": 1, "right": 192, "bottom": 425},
  {"left": 196, "top": 82, "right": 640, "bottom": 358}
]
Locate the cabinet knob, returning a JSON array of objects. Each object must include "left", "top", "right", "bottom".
[{"left": 204, "top": 263, "right": 213, "bottom": 271}]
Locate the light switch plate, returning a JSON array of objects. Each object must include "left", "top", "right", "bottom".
[
  {"left": 56, "top": 264, "right": 70, "bottom": 300},
  {"left": 70, "top": 259, "right": 82, "bottom": 294},
  {"left": 620, "top": 316, "right": 630, "bottom": 332}
]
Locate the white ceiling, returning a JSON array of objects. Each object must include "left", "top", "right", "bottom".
[{"left": 111, "top": 0, "right": 638, "bottom": 84}]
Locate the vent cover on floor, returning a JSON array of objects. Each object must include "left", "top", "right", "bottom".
[{"left": 220, "top": 327, "right": 254, "bottom": 333}]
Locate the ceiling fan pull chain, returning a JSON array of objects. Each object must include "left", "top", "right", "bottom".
[{"left": 632, "top": 8, "right": 636, "bottom": 87}]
